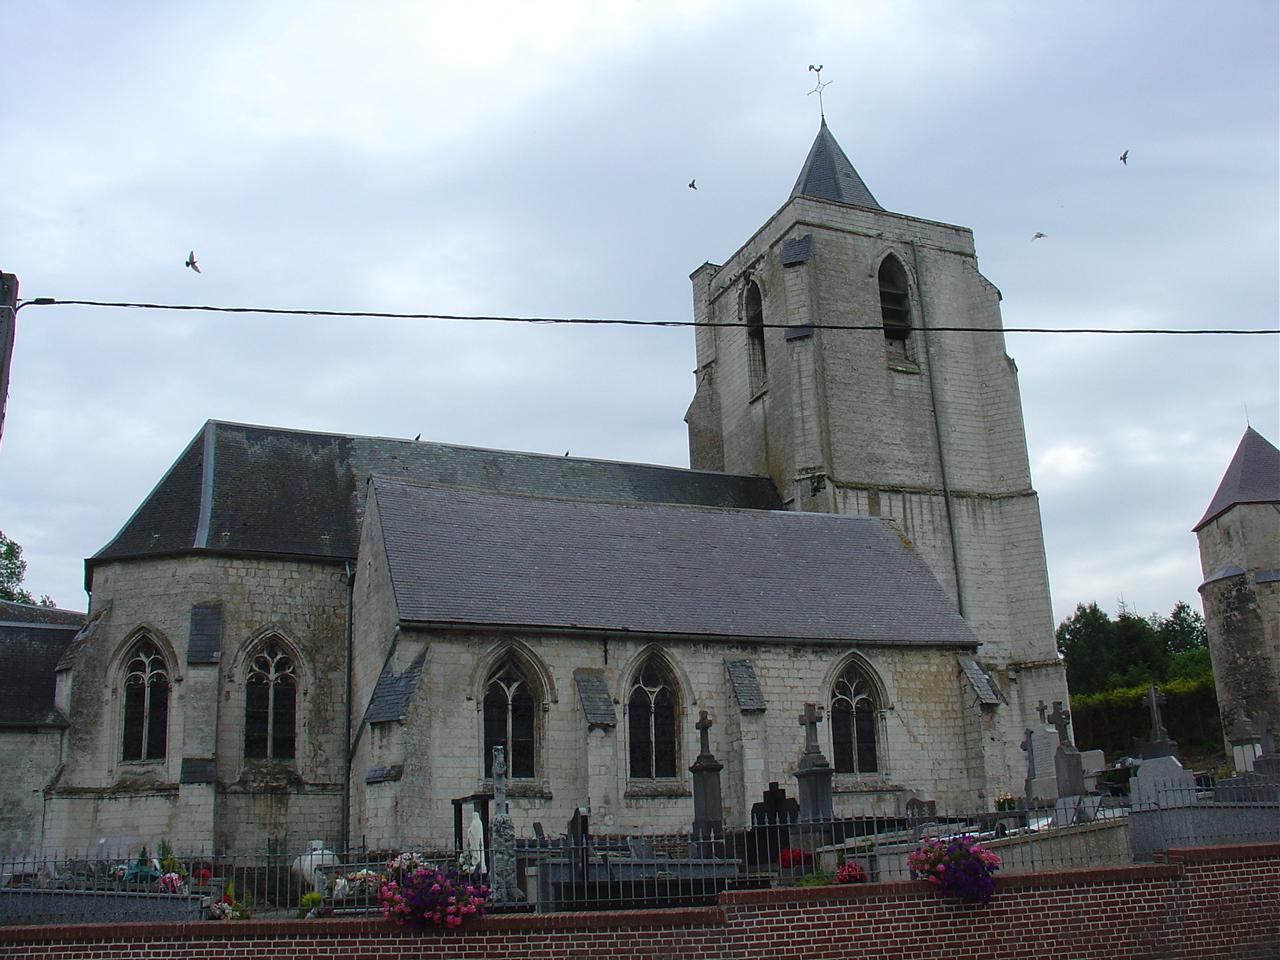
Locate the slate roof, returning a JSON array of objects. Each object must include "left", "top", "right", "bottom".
[
  {"left": 374, "top": 477, "right": 977, "bottom": 646},
  {"left": 1195, "top": 428, "right": 1280, "bottom": 531},
  {"left": 725, "top": 659, "right": 766, "bottom": 710},
  {"left": 959, "top": 658, "right": 1003, "bottom": 707},
  {"left": 790, "top": 119, "right": 883, "bottom": 210},
  {"left": 365, "top": 652, "right": 426, "bottom": 724},
  {"left": 574, "top": 668, "right": 617, "bottom": 727},
  {"left": 91, "top": 420, "right": 783, "bottom": 574},
  {"left": 0, "top": 601, "right": 84, "bottom": 727}
]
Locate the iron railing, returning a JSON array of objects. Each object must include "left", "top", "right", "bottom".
[{"left": 3, "top": 792, "right": 1278, "bottom": 924}]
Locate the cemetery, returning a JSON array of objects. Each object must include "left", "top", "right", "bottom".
[{"left": 1, "top": 695, "right": 1277, "bottom": 955}]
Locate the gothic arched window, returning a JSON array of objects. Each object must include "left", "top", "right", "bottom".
[
  {"left": 483, "top": 661, "right": 537, "bottom": 779},
  {"left": 832, "top": 663, "right": 880, "bottom": 774},
  {"left": 745, "top": 280, "right": 767, "bottom": 391},
  {"left": 245, "top": 641, "right": 297, "bottom": 760},
  {"left": 122, "top": 639, "right": 169, "bottom": 762},
  {"left": 878, "top": 257, "right": 911, "bottom": 341},
  {"left": 628, "top": 656, "right": 678, "bottom": 779}
]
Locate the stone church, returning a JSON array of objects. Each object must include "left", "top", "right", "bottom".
[{"left": 25, "top": 121, "right": 1070, "bottom": 855}]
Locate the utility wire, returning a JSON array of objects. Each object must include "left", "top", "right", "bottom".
[{"left": 15, "top": 297, "right": 1279, "bottom": 335}]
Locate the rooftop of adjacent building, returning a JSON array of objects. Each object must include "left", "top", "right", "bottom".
[
  {"left": 0, "top": 599, "right": 84, "bottom": 728},
  {"left": 1195, "top": 427, "right": 1280, "bottom": 531}
]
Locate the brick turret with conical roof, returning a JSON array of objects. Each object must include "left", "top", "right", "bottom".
[{"left": 1195, "top": 427, "right": 1280, "bottom": 769}]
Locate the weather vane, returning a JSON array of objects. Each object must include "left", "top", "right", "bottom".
[{"left": 807, "top": 64, "right": 832, "bottom": 119}]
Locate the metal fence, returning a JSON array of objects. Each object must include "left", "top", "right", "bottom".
[{"left": 3, "top": 793, "right": 1277, "bottom": 924}]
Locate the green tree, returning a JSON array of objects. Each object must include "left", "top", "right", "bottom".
[
  {"left": 0, "top": 530, "right": 53, "bottom": 606},
  {"left": 1056, "top": 602, "right": 1116, "bottom": 696},
  {"left": 1155, "top": 600, "right": 1207, "bottom": 656},
  {"left": 1058, "top": 599, "right": 1211, "bottom": 697}
]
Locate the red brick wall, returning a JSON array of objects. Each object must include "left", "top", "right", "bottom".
[{"left": 2, "top": 844, "right": 1276, "bottom": 960}]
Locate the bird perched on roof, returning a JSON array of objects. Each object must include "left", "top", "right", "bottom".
[
  {"left": 688, "top": 179, "right": 696, "bottom": 190},
  {"left": 1120, "top": 149, "right": 1129, "bottom": 165},
  {"left": 184, "top": 251, "right": 200, "bottom": 273},
  {"left": 1031, "top": 232, "right": 1047, "bottom": 241}
]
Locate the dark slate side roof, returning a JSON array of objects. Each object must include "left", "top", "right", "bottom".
[
  {"left": 725, "top": 659, "right": 766, "bottom": 710},
  {"left": 374, "top": 477, "right": 977, "bottom": 647},
  {"left": 574, "top": 668, "right": 617, "bottom": 727},
  {"left": 0, "top": 601, "right": 84, "bottom": 727},
  {"left": 790, "top": 119, "right": 883, "bottom": 210},
  {"left": 365, "top": 652, "right": 426, "bottom": 725},
  {"left": 91, "top": 420, "right": 782, "bottom": 570},
  {"left": 1195, "top": 427, "right": 1280, "bottom": 531}
]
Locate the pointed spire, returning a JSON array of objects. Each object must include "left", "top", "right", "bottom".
[
  {"left": 1194, "top": 427, "right": 1280, "bottom": 530},
  {"left": 790, "top": 119, "right": 882, "bottom": 210}
]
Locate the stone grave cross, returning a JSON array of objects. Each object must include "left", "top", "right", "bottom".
[
  {"left": 690, "top": 709, "right": 724, "bottom": 843},
  {"left": 696, "top": 709, "right": 714, "bottom": 760},
  {"left": 1048, "top": 701, "right": 1073, "bottom": 748},
  {"left": 1144, "top": 685, "right": 1169, "bottom": 742},
  {"left": 799, "top": 702, "right": 823, "bottom": 756},
  {"left": 492, "top": 745, "right": 508, "bottom": 817},
  {"left": 794, "top": 702, "right": 833, "bottom": 822}
]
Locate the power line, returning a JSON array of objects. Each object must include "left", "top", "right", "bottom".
[{"left": 15, "top": 297, "right": 1279, "bottom": 336}]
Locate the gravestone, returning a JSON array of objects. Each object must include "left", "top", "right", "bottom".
[
  {"left": 751, "top": 782, "right": 799, "bottom": 826},
  {"left": 749, "top": 782, "right": 799, "bottom": 870},
  {"left": 1021, "top": 723, "right": 1061, "bottom": 804},
  {"left": 1216, "top": 714, "right": 1280, "bottom": 801},
  {"left": 1139, "top": 685, "right": 1179, "bottom": 760},
  {"left": 1049, "top": 700, "right": 1085, "bottom": 798},
  {"left": 689, "top": 710, "right": 725, "bottom": 843},
  {"left": 488, "top": 746, "right": 519, "bottom": 902},
  {"left": 1130, "top": 755, "right": 1198, "bottom": 810},
  {"left": 793, "top": 702, "right": 834, "bottom": 822}
]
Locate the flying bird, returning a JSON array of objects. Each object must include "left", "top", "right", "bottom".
[
  {"left": 1031, "top": 232, "right": 1047, "bottom": 241},
  {"left": 1120, "top": 149, "right": 1129, "bottom": 165},
  {"left": 808, "top": 64, "right": 823, "bottom": 73},
  {"left": 184, "top": 251, "right": 200, "bottom": 273},
  {"left": 688, "top": 179, "right": 697, "bottom": 190}
]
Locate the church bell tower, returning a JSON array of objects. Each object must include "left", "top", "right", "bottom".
[{"left": 686, "top": 119, "right": 1070, "bottom": 798}]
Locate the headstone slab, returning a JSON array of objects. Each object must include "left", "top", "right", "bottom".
[
  {"left": 1052, "top": 794, "right": 1103, "bottom": 827},
  {"left": 1029, "top": 727, "right": 1061, "bottom": 779},
  {"left": 751, "top": 782, "right": 799, "bottom": 826},
  {"left": 1130, "top": 755, "right": 1198, "bottom": 810},
  {"left": 1054, "top": 742, "right": 1086, "bottom": 799}
]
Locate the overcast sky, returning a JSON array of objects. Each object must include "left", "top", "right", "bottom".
[{"left": 1, "top": 1, "right": 1276, "bottom": 627}]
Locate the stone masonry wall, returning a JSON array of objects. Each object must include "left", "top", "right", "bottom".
[
  {"left": 687, "top": 193, "right": 1069, "bottom": 802},
  {"left": 1198, "top": 502, "right": 1280, "bottom": 749},
  {"left": 43, "top": 556, "right": 349, "bottom": 855},
  {"left": 0, "top": 728, "right": 63, "bottom": 858},
  {"left": 354, "top": 629, "right": 986, "bottom": 847}
]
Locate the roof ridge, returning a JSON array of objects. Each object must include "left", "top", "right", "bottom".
[
  {"left": 371, "top": 473, "right": 888, "bottom": 524},
  {"left": 205, "top": 418, "right": 766, "bottom": 483}
]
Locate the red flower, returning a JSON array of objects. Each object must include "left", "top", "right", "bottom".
[{"left": 778, "top": 847, "right": 811, "bottom": 868}]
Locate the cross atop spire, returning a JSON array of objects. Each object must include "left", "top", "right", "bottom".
[{"left": 807, "top": 64, "right": 832, "bottom": 119}]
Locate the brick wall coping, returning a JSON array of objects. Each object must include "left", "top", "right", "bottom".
[
  {"left": 0, "top": 905, "right": 725, "bottom": 944},
  {"left": 1163, "top": 841, "right": 1280, "bottom": 863},
  {"left": 719, "top": 862, "right": 1181, "bottom": 907}
]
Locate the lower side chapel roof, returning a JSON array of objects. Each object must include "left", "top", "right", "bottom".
[
  {"left": 372, "top": 476, "right": 978, "bottom": 647},
  {"left": 90, "top": 420, "right": 783, "bottom": 569}
]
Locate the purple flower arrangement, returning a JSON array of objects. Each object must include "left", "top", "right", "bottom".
[
  {"left": 907, "top": 836, "right": 1001, "bottom": 904},
  {"left": 380, "top": 854, "right": 490, "bottom": 929}
]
